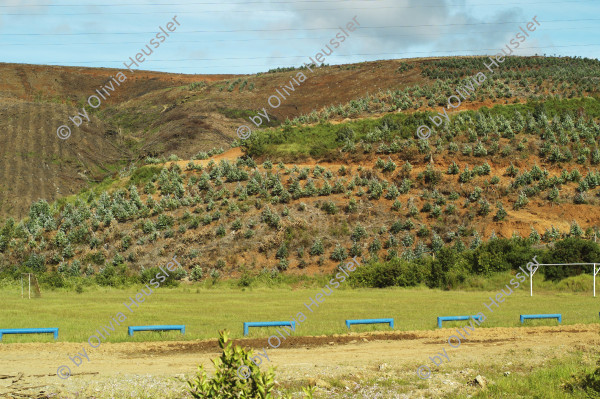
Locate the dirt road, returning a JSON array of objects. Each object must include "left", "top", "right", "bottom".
[{"left": 1, "top": 324, "right": 599, "bottom": 398}]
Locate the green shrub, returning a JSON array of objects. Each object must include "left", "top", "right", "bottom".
[
  {"left": 189, "top": 81, "right": 207, "bottom": 90},
  {"left": 95, "top": 264, "right": 131, "bottom": 287},
  {"left": 564, "top": 359, "right": 600, "bottom": 396},
  {"left": 513, "top": 192, "right": 529, "bottom": 210},
  {"left": 238, "top": 268, "right": 254, "bottom": 287},
  {"left": 24, "top": 253, "right": 46, "bottom": 273},
  {"left": 330, "top": 244, "right": 348, "bottom": 261},
  {"left": 494, "top": 202, "right": 507, "bottom": 221},
  {"left": 139, "top": 266, "right": 179, "bottom": 287},
  {"left": 276, "top": 243, "right": 288, "bottom": 260},
  {"left": 310, "top": 239, "right": 324, "bottom": 256},
  {"left": 541, "top": 238, "right": 600, "bottom": 280},
  {"left": 348, "top": 258, "right": 430, "bottom": 288},
  {"left": 39, "top": 271, "right": 65, "bottom": 288},
  {"left": 89, "top": 251, "right": 106, "bottom": 265},
  {"left": 231, "top": 219, "right": 242, "bottom": 231},
  {"left": 447, "top": 162, "right": 460, "bottom": 175},
  {"left": 346, "top": 198, "right": 358, "bottom": 213},
  {"left": 191, "top": 266, "right": 203, "bottom": 281},
  {"left": 172, "top": 266, "right": 188, "bottom": 280},
  {"left": 278, "top": 259, "right": 289, "bottom": 271},
  {"left": 321, "top": 200, "right": 338, "bottom": 215},
  {"left": 215, "top": 259, "right": 226, "bottom": 270},
  {"left": 336, "top": 126, "right": 355, "bottom": 142},
  {"left": 351, "top": 224, "right": 368, "bottom": 241},
  {"left": 459, "top": 166, "right": 473, "bottom": 183},
  {"left": 187, "top": 330, "right": 276, "bottom": 398},
  {"left": 422, "top": 164, "right": 441, "bottom": 185},
  {"left": 157, "top": 214, "right": 174, "bottom": 230}
]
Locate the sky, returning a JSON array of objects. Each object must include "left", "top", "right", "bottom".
[{"left": 0, "top": 0, "right": 598, "bottom": 75}]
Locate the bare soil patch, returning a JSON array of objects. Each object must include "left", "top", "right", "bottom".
[{"left": 1, "top": 324, "right": 599, "bottom": 397}]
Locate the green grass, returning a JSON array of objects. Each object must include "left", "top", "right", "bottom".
[
  {"left": 482, "top": 95, "right": 600, "bottom": 120},
  {"left": 244, "top": 96, "right": 600, "bottom": 160},
  {"left": 219, "top": 108, "right": 279, "bottom": 127},
  {"left": 104, "top": 108, "right": 162, "bottom": 133},
  {"left": 220, "top": 108, "right": 255, "bottom": 120},
  {"left": 1, "top": 283, "right": 598, "bottom": 344},
  {"left": 441, "top": 352, "right": 596, "bottom": 399},
  {"left": 315, "top": 350, "right": 597, "bottom": 399},
  {"left": 128, "top": 165, "right": 162, "bottom": 186},
  {"left": 245, "top": 115, "right": 415, "bottom": 159}
]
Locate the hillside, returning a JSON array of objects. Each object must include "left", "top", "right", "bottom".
[
  {"left": 0, "top": 63, "right": 235, "bottom": 219},
  {"left": 4, "top": 56, "right": 597, "bottom": 219},
  {"left": 1, "top": 59, "right": 423, "bottom": 219},
  {"left": 1, "top": 56, "right": 600, "bottom": 283}
]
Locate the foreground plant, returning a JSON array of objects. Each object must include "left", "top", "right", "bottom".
[
  {"left": 187, "top": 330, "right": 315, "bottom": 398},
  {"left": 564, "top": 358, "right": 600, "bottom": 396}
]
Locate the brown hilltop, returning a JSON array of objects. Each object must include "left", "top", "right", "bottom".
[{"left": 0, "top": 58, "right": 426, "bottom": 219}]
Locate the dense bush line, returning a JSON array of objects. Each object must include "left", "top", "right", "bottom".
[{"left": 347, "top": 237, "right": 600, "bottom": 289}]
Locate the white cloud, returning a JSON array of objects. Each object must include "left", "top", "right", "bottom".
[{"left": 247, "top": 0, "right": 527, "bottom": 58}]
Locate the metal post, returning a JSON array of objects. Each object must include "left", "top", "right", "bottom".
[
  {"left": 594, "top": 264, "right": 596, "bottom": 298},
  {"left": 28, "top": 274, "right": 31, "bottom": 299},
  {"left": 529, "top": 269, "right": 533, "bottom": 296},
  {"left": 527, "top": 256, "right": 540, "bottom": 297},
  {"left": 21, "top": 275, "right": 23, "bottom": 299}
]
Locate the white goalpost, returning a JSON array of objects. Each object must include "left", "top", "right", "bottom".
[
  {"left": 526, "top": 256, "right": 600, "bottom": 297},
  {"left": 20, "top": 273, "right": 41, "bottom": 299}
]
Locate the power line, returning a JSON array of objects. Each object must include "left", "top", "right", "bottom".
[
  {"left": 0, "top": 0, "right": 375, "bottom": 6},
  {"left": 2, "top": 26, "right": 597, "bottom": 46},
  {"left": 3, "top": 1, "right": 597, "bottom": 15},
  {"left": 0, "top": 7, "right": 471, "bottom": 15},
  {"left": 0, "top": 0, "right": 592, "bottom": 7},
  {"left": 0, "top": 18, "right": 598, "bottom": 36}
]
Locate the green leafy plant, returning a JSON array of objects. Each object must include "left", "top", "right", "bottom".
[
  {"left": 187, "top": 330, "right": 276, "bottom": 398},
  {"left": 187, "top": 330, "right": 314, "bottom": 398},
  {"left": 564, "top": 359, "right": 600, "bottom": 396}
]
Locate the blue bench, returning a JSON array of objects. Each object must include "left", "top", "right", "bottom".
[
  {"left": 345, "top": 318, "right": 394, "bottom": 329},
  {"left": 243, "top": 321, "right": 296, "bottom": 336},
  {"left": 0, "top": 328, "right": 59, "bottom": 341},
  {"left": 128, "top": 325, "right": 185, "bottom": 336},
  {"left": 520, "top": 314, "right": 561, "bottom": 324},
  {"left": 437, "top": 315, "right": 482, "bottom": 328}
]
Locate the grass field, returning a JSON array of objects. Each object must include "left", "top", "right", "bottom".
[
  {"left": 3, "top": 276, "right": 600, "bottom": 398},
  {"left": 1, "top": 276, "right": 599, "bottom": 344}
]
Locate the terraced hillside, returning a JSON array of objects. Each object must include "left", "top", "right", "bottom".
[
  {"left": 0, "top": 56, "right": 599, "bottom": 285},
  {"left": 1, "top": 56, "right": 598, "bottom": 220},
  {"left": 1, "top": 101, "right": 600, "bottom": 282}
]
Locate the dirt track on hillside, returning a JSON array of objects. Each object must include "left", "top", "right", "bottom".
[{"left": 1, "top": 324, "right": 599, "bottom": 398}]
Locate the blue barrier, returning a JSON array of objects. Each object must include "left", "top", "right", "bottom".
[
  {"left": 345, "top": 318, "right": 394, "bottom": 329},
  {"left": 520, "top": 314, "right": 561, "bottom": 324},
  {"left": 128, "top": 325, "right": 185, "bottom": 336},
  {"left": 437, "top": 315, "right": 482, "bottom": 328},
  {"left": 0, "top": 328, "right": 59, "bottom": 341},
  {"left": 243, "top": 321, "right": 296, "bottom": 336}
]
